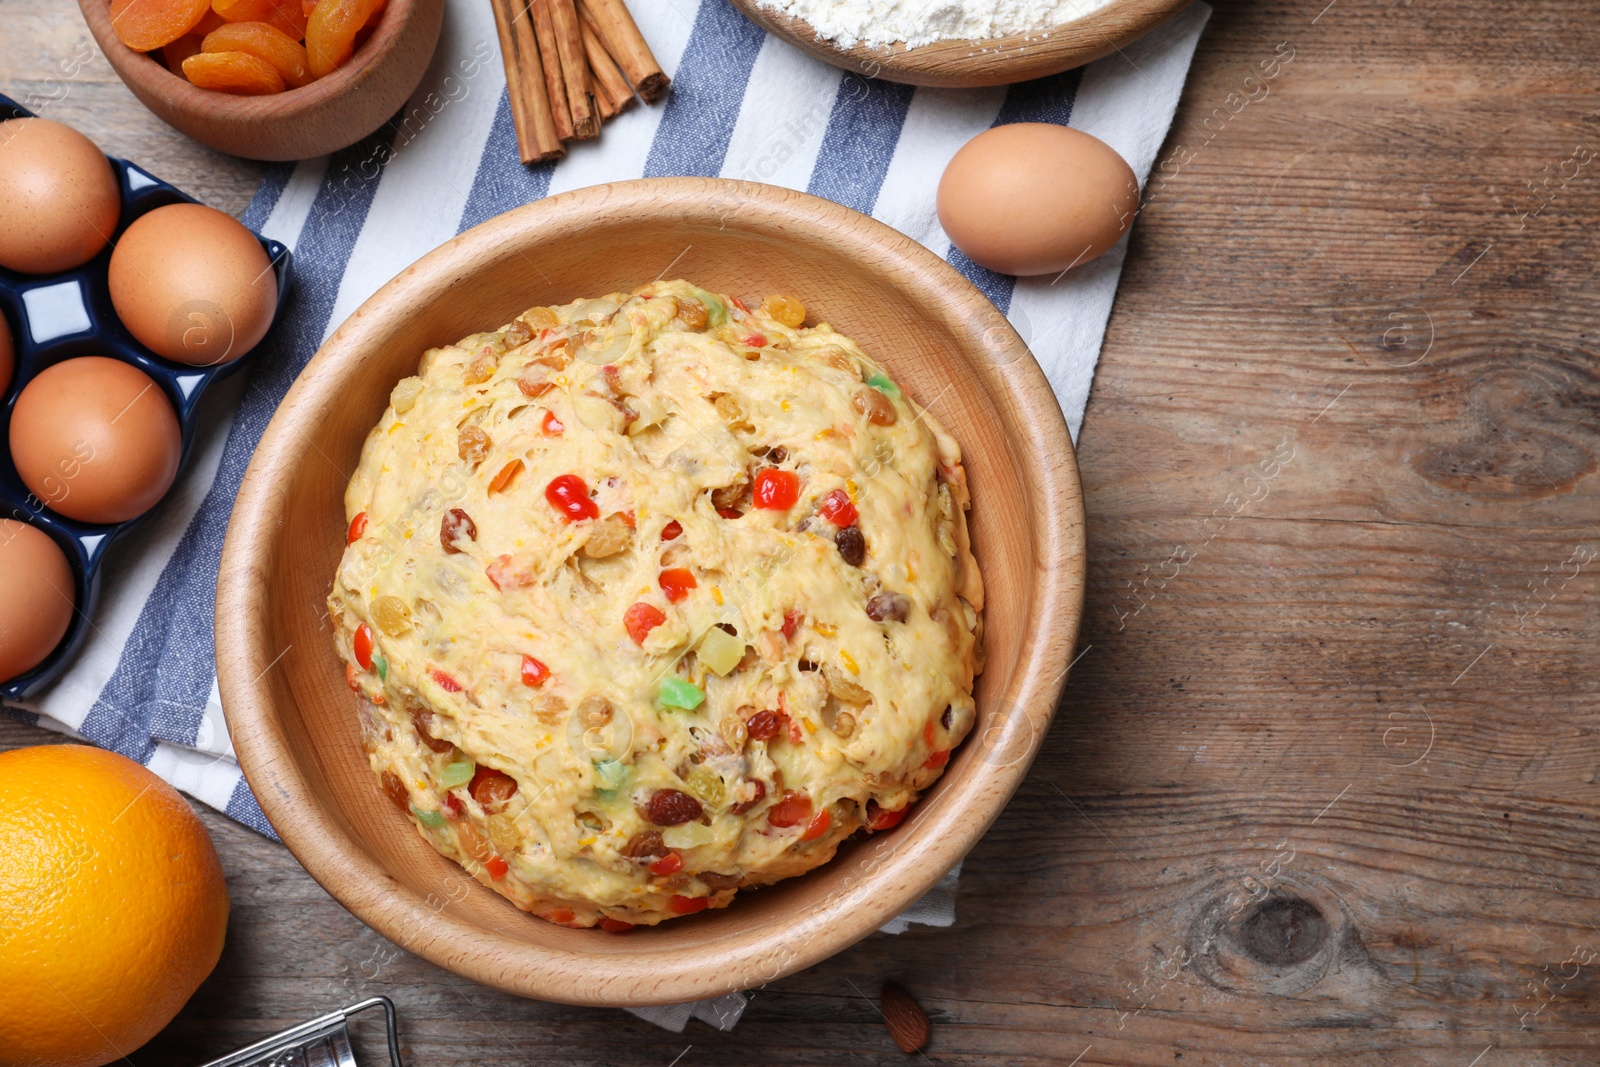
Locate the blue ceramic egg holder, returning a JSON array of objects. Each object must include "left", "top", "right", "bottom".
[{"left": 0, "top": 93, "right": 292, "bottom": 700}]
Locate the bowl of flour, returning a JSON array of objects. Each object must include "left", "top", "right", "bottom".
[{"left": 732, "top": 0, "right": 1192, "bottom": 86}]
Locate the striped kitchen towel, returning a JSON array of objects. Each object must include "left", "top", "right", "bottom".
[{"left": 3, "top": 0, "right": 1208, "bottom": 1026}]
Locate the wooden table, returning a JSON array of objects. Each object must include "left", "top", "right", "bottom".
[{"left": 5, "top": 0, "right": 1598, "bottom": 1063}]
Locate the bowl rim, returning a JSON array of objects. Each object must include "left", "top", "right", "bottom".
[
  {"left": 729, "top": 0, "right": 1192, "bottom": 87},
  {"left": 77, "top": 0, "right": 422, "bottom": 120},
  {"left": 216, "top": 177, "right": 1087, "bottom": 1005}
]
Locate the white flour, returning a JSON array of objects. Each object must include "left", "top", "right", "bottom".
[{"left": 758, "top": 0, "right": 1118, "bottom": 49}]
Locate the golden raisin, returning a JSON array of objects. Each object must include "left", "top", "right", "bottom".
[
  {"left": 686, "top": 768, "right": 727, "bottom": 809},
  {"left": 518, "top": 366, "right": 555, "bottom": 397},
  {"left": 371, "top": 595, "right": 412, "bottom": 636},
  {"left": 457, "top": 425, "right": 491, "bottom": 464},
  {"left": 523, "top": 306, "right": 560, "bottom": 330},
  {"left": 823, "top": 663, "right": 871, "bottom": 704},
  {"left": 464, "top": 347, "right": 497, "bottom": 384},
  {"left": 455, "top": 818, "right": 495, "bottom": 864},
  {"left": 719, "top": 714, "right": 748, "bottom": 750},
  {"left": 852, "top": 387, "right": 898, "bottom": 426},
  {"left": 502, "top": 320, "right": 533, "bottom": 348},
  {"left": 813, "top": 346, "right": 855, "bottom": 375},
  {"left": 762, "top": 294, "right": 805, "bottom": 328},
  {"left": 576, "top": 696, "right": 612, "bottom": 729},
  {"left": 833, "top": 711, "right": 856, "bottom": 739},
  {"left": 676, "top": 298, "right": 709, "bottom": 331},
  {"left": 711, "top": 393, "right": 750, "bottom": 430},
  {"left": 582, "top": 519, "right": 632, "bottom": 558}
]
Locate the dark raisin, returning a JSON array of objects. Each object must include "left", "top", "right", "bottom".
[
  {"left": 797, "top": 659, "right": 818, "bottom": 672},
  {"left": 503, "top": 319, "right": 533, "bottom": 348},
  {"left": 622, "top": 829, "right": 666, "bottom": 859},
  {"left": 730, "top": 777, "right": 767, "bottom": 815},
  {"left": 698, "top": 871, "right": 743, "bottom": 890},
  {"left": 380, "top": 769, "right": 409, "bottom": 810},
  {"left": 746, "top": 710, "right": 782, "bottom": 741},
  {"left": 441, "top": 508, "right": 477, "bottom": 553},
  {"left": 768, "top": 446, "right": 788, "bottom": 464},
  {"left": 835, "top": 526, "right": 865, "bottom": 566},
  {"left": 645, "top": 788, "right": 703, "bottom": 826},
  {"left": 865, "top": 591, "right": 911, "bottom": 623},
  {"left": 711, "top": 482, "right": 748, "bottom": 509},
  {"left": 411, "top": 709, "right": 455, "bottom": 754},
  {"left": 469, "top": 766, "right": 518, "bottom": 808},
  {"left": 715, "top": 622, "right": 738, "bottom": 636}
]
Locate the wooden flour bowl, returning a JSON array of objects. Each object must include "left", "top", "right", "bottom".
[
  {"left": 79, "top": 0, "right": 442, "bottom": 161},
  {"left": 729, "top": 0, "right": 1191, "bottom": 88},
  {"left": 216, "top": 178, "right": 1086, "bottom": 1005}
]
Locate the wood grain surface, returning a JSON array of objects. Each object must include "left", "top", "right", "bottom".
[{"left": 5, "top": 0, "right": 1600, "bottom": 1063}]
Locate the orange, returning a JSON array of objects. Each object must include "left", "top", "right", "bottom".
[{"left": 0, "top": 746, "right": 229, "bottom": 1067}]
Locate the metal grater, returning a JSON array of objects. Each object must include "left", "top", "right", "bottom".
[{"left": 196, "top": 997, "right": 404, "bottom": 1067}]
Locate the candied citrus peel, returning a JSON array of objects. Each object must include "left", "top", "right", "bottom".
[
  {"left": 201, "top": 21, "right": 313, "bottom": 87},
  {"left": 305, "top": 0, "right": 385, "bottom": 78},
  {"left": 181, "top": 50, "right": 286, "bottom": 94},
  {"left": 110, "top": 0, "right": 212, "bottom": 51},
  {"left": 212, "top": 0, "right": 308, "bottom": 38}
]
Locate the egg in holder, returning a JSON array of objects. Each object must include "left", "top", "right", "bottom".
[{"left": 0, "top": 93, "right": 291, "bottom": 699}]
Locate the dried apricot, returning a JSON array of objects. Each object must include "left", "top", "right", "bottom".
[
  {"left": 202, "top": 22, "right": 312, "bottom": 87},
  {"left": 181, "top": 50, "right": 286, "bottom": 94},
  {"left": 110, "top": 0, "right": 212, "bottom": 51},
  {"left": 212, "top": 0, "right": 307, "bottom": 39},
  {"left": 162, "top": 33, "right": 204, "bottom": 72},
  {"left": 305, "top": 0, "right": 385, "bottom": 77}
]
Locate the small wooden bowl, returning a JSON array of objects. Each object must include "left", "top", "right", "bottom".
[
  {"left": 730, "top": 0, "right": 1189, "bottom": 87},
  {"left": 78, "top": 0, "right": 443, "bottom": 161},
  {"left": 216, "top": 179, "right": 1086, "bottom": 1005}
]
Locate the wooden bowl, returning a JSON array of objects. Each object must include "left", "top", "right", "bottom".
[
  {"left": 216, "top": 178, "right": 1086, "bottom": 1005},
  {"left": 730, "top": 0, "right": 1190, "bottom": 87},
  {"left": 78, "top": 0, "right": 443, "bottom": 161}
]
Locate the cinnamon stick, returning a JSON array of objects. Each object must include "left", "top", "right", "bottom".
[
  {"left": 582, "top": 19, "right": 635, "bottom": 120},
  {"left": 548, "top": 0, "right": 598, "bottom": 140},
  {"left": 578, "top": 0, "right": 668, "bottom": 104},
  {"left": 488, "top": 0, "right": 564, "bottom": 163},
  {"left": 529, "top": 0, "right": 574, "bottom": 142}
]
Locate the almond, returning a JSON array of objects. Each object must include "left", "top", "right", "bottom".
[{"left": 881, "top": 981, "right": 929, "bottom": 1053}]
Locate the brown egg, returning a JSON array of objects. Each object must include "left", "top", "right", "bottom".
[
  {"left": 0, "top": 312, "right": 12, "bottom": 393},
  {"left": 0, "top": 118, "right": 122, "bottom": 275},
  {"left": 937, "top": 124, "right": 1140, "bottom": 277},
  {"left": 9, "top": 357, "right": 182, "bottom": 525},
  {"left": 108, "top": 203, "right": 277, "bottom": 367},
  {"left": 0, "top": 520, "right": 76, "bottom": 683}
]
